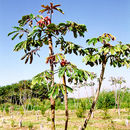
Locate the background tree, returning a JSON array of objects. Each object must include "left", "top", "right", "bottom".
[
  {"left": 79, "top": 33, "right": 130, "bottom": 129},
  {"left": 109, "top": 76, "right": 118, "bottom": 109},
  {"left": 109, "top": 76, "right": 126, "bottom": 117},
  {"left": 116, "top": 77, "right": 126, "bottom": 117}
]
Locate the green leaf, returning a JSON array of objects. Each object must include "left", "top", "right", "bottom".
[
  {"left": 58, "top": 67, "right": 66, "bottom": 77},
  {"left": 8, "top": 31, "right": 18, "bottom": 36},
  {"left": 112, "top": 61, "right": 117, "bottom": 67},
  {"left": 60, "top": 86, "right": 65, "bottom": 95},
  {"left": 56, "top": 8, "right": 64, "bottom": 14},
  {"left": 114, "top": 45, "right": 121, "bottom": 52},
  {"left": 68, "top": 26, "right": 73, "bottom": 31},
  {"left": 98, "top": 37, "right": 103, "bottom": 43},
  {"left": 99, "top": 48, "right": 104, "bottom": 53},
  {"left": 37, "top": 15, "right": 44, "bottom": 19},
  {"left": 93, "top": 38, "right": 97, "bottom": 45},
  {"left": 95, "top": 54, "right": 100, "bottom": 60},
  {"left": 70, "top": 43, "right": 74, "bottom": 49},
  {"left": 110, "top": 48, "right": 115, "bottom": 55},
  {"left": 103, "top": 47, "right": 109, "bottom": 54},
  {"left": 91, "top": 56, "right": 96, "bottom": 62},
  {"left": 58, "top": 23, "right": 66, "bottom": 26},
  {"left": 118, "top": 62, "right": 121, "bottom": 67},
  {"left": 66, "top": 69, "right": 71, "bottom": 77},
  {"left": 67, "top": 21, "right": 72, "bottom": 24},
  {"left": 48, "top": 86, "right": 55, "bottom": 97},
  {"left": 82, "top": 55, "right": 90, "bottom": 63},
  {"left": 28, "top": 26, "right": 38, "bottom": 37},
  {"left": 52, "top": 86, "right": 59, "bottom": 98},
  {"left": 55, "top": 55, "right": 59, "bottom": 62},
  {"left": 124, "top": 60, "right": 129, "bottom": 68},
  {"left": 84, "top": 71, "right": 88, "bottom": 80},
  {"left": 13, "top": 41, "right": 27, "bottom": 51},
  {"left": 104, "top": 37, "right": 111, "bottom": 42},
  {"left": 11, "top": 33, "right": 19, "bottom": 40},
  {"left": 30, "top": 85, "right": 34, "bottom": 89},
  {"left": 66, "top": 86, "right": 73, "bottom": 93},
  {"left": 122, "top": 45, "right": 128, "bottom": 50},
  {"left": 58, "top": 53, "right": 65, "bottom": 60},
  {"left": 30, "top": 13, "right": 35, "bottom": 19},
  {"left": 32, "top": 78, "right": 38, "bottom": 85},
  {"left": 13, "top": 26, "right": 21, "bottom": 30},
  {"left": 73, "top": 31, "right": 77, "bottom": 38},
  {"left": 87, "top": 38, "right": 97, "bottom": 45}
]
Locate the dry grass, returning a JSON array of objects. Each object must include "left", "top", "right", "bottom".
[{"left": 0, "top": 109, "right": 129, "bottom": 130}]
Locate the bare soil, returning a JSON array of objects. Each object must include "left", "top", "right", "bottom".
[{"left": 0, "top": 109, "right": 129, "bottom": 130}]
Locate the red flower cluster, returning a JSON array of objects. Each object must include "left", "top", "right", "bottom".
[
  {"left": 37, "top": 16, "right": 51, "bottom": 27},
  {"left": 60, "top": 59, "right": 70, "bottom": 67}
]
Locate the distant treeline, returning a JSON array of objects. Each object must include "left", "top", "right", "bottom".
[
  {"left": 0, "top": 80, "right": 129, "bottom": 111},
  {"left": 0, "top": 80, "right": 48, "bottom": 105}
]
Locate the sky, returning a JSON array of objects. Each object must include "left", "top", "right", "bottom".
[{"left": 0, "top": 0, "right": 130, "bottom": 97}]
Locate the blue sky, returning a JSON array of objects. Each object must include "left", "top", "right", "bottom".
[{"left": 0, "top": 0, "right": 130, "bottom": 92}]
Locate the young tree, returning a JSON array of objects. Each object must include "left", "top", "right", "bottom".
[
  {"left": 80, "top": 33, "right": 130, "bottom": 129},
  {"left": 57, "top": 33, "right": 130, "bottom": 128},
  {"left": 109, "top": 76, "right": 118, "bottom": 109},
  {"left": 8, "top": 2, "right": 87, "bottom": 129},
  {"left": 58, "top": 59, "right": 94, "bottom": 129},
  {"left": 32, "top": 57, "right": 94, "bottom": 130},
  {"left": 116, "top": 77, "right": 126, "bottom": 117},
  {"left": 109, "top": 76, "right": 126, "bottom": 117}
]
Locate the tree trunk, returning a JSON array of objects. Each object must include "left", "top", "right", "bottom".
[
  {"left": 48, "top": 35, "right": 55, "bottom": 130},
  {"left": 80, "top": 61, "right": 106, "bottom": 130},
  {"left": 91, "top": 86, "right": 95, "bottom": 118},
  {"left": 19, "top": 120, "right": 22, "bottom": 127},
  {"left": 117, "top": 85, "right": 121, "bottom": 118},
  {"left": 62, "top": 74, "right": 69, "bottom": 130},
  {"left": 114, "top": 84, "right": 117, "bottom": 109}
]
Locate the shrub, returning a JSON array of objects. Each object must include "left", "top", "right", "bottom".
[
  {"left": 96, "top": 91, "right": 115, "bottom": 109},
  {"left": 120, "top": 91, "right": 130, "bottom": 108},
  {"left": 43, "top": 99, "right": 51, "bottom": 110},
  {"left": 68, "top": 98, "right": 75, "bottom": 110},
  {"left": 55, "top": 98, "right": 62, "bottom": 110},
  {"left": 0, "top": 106, "right": 4, "bottom": 112},
  {"left": 76, "top": 107, "right": 84, "bottom": 118},
  {"left": 5, "top": 107, "right": 9, "bottom": 114},
  {"left": 76, "top": 99, "right": 86, "bottom": 118},
  {"left": 24, "top": 98, "right": 43, "bottom": 111},
  {"left": 84, "top": 98, "right": 92, "bottom": 110},
  {"left": 40, "top": 105, "right": 47, "bottom": 116},
  {"left": 0, "top": 103, "right": 11, "bottom": 113}
]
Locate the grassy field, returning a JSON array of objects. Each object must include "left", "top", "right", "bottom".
[{"left": 0, "top": 109, "right": 129, "bottom": 130}]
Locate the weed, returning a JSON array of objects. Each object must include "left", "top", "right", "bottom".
[
  {"left": 10, "top": 120, "right": 15, "bottom": 127},
  {"left": 47, "top": 116, "right": 51, "bottom": 121},
  {"left": 5, "top": 107, "right": 9, "bottom": 115},
  {"left": 40, "top": 106, "right": 46, "bottom": 116},
  {"left": 76, "top": 107, "right": 84, "bottom": 118},
  {"left": 28, "top": 122, "right": 33, "bottom": 130},
  {"left": 127, "top": 116, "right": 130, "bottom": 120}
]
